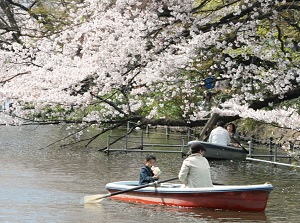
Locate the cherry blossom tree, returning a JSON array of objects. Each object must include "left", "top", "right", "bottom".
[{"left": 0, "top": 0, "right": 300, "bottom": 145}]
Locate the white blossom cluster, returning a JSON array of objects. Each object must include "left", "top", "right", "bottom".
[{"left": 0, "top": 0, "right": 299, "bottom": 130}]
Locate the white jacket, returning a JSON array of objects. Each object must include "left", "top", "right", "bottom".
[
  {"left": 208, "top": 126, "right": 231, "bottom": 146},
  {"left": 178, "top": 153, "right": 213, "bottom": 188}
]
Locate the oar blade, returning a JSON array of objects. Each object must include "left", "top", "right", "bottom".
[
  {"left": 84, "top": 194, "right": 106, "bottom": 204},
  {"left": 83, "top": 178, "right": 178, "bottom": 204}
]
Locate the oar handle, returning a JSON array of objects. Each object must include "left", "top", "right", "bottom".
[
  {"left": 231, "top": 135, "right": 248, "bottom": 153},
  {"left": 156, "top": 177, "right": 178, "bottom": 184}
]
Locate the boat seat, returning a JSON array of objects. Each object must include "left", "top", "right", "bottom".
[{"left": 160, "top": 183, "right": 181, "bottom": 188}]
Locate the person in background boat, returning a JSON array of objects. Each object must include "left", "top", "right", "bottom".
[
  {"left": 208, "top": 120, "right": 231, "bottom": 146},
  {"left": 178, "top": 142, "right": 213, "bottom": 188},
  {"left": 226, "top": 122, "right": 240, "bottom": 147},
  {"left": 139, "top": 154, "right": 160, "bottom": 185}
]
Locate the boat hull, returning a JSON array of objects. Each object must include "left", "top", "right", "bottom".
[
  {"left": 188, "top": 141, "right": 248, "bottom": 160},
  {"left": 105, "top": 181, "right": 273, "bottom": 212}
]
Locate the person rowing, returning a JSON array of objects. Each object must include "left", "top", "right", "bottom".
[
  {"left": 178, "top": 142, "right": 213, "bottom": 188},
  {"left": 208, "top": 120, "right": 231, "bottom": 146}
]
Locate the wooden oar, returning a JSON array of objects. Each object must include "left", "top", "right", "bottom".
[
  {"left": 84, "top": 177, "right": 178, "bottom": 204},
  {"left": 231, "top": 136, "right": 249, "bottom": 153}
]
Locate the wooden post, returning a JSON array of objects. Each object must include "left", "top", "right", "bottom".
[
  {"left": 199, "top": 113, "right": 219, "bottom": 140},
  {"left": 274, "top": 143, "right": 278, "bottom": 167},
  {"left": 248, "top": 136, "right": 254, "bottom": 157},
  {"left": 288, "top": 141, "right": 294, "bottom": 164},
  {"left": 166, "top": 126, "right": 170, "bottom": 139},
  {"left": 107, "top": 134, "right": 110, "bottom": 156},
  {"left": 269, "top": 137, "right": 273, "bottom": 161},
  {"left": 181, "top": 137, "right": 185, "bottom": 158},
  {"left": 187, "top": 128, "right": 191, "bottom": 141},
  {"left": 141, "top": 131, "right": 144, "bottom": 150},
  {"left": 125, "top": 131, "right": 128, "bottom": 153},
  {"left": 127, "top": 121, "right": 130, "bottom": 131}
]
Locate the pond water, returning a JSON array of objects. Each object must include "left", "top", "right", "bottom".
[{"left": 0, "top": 125, "right": 299, "bottom": 223}]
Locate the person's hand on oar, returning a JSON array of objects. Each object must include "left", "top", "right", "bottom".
[
  {"left": 230, "top": 136, "right": 249, "bottom": 153},
  {"left": 83, "top": 177, "right": 178, "bottom": 204}
]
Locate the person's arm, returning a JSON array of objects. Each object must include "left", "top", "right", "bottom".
[
  {"left": 233, "top": 132, "right": 241, "bottom": 143},
  {"left": 178, "top": 160, "right": 189, "bottom": 184},
  {"left": 208, "top": 131, "right": 213, "bottom": 143},
  {"left": 139, "top": 167, "right": 156, "bottom": 185},
  {"left": 226, "top": 131, "right": 231, "bottom": 146},
  {"left": 202, "top": 159, "right": 213, "bottom": 187}
]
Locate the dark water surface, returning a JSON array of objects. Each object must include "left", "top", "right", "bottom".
[{"left": 0, "top": 125, "right": 299, "bottom": 223}]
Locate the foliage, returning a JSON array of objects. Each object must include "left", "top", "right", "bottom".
[
  {"left": 0, "top": 0, "right": 300, "bottom": 135},
  {"left": 275, "top": 97, "right": 300, "bottom": 114},
  {"left": 237, "top": 118, "right": 261, "bottom": 133}
]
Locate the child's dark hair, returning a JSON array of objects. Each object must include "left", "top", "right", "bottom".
[{"left": 145, "top": 154, "right": 156, "bottom": 161}]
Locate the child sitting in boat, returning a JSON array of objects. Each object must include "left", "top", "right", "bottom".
[{"left": 139, "top": 154, "right": 160, "bottom": 185}]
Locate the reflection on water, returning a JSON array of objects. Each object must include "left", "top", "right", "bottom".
[
  {"left": 145, "top": 205, "right": 267, "bottom": 222},
  {"left": 83, "top": 199, "right": 267, "bottom": 223},
  {"left": 0, "top": 125, "right": 299, "bottom": 222}
]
